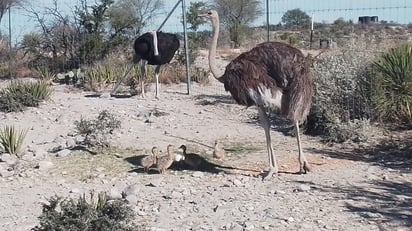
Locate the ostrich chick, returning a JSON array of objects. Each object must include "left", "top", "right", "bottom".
[
  {"left": 156, "top": 144, "right": 175, "bottom": 174},
  {"left": 212, "top": 140, "right": 225, "bottom": 160},
  {"left": 140, "top": 146, "right": 158, "bottom": 172},
  {"left": 179, "top": 145, "right": 203, "bottom": 170}
]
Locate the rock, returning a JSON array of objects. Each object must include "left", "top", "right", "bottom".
[
  {"left": 192, "top": 171, "right": 204, "bottom": 178},
  {"left": 100, "top": 93, "right": 111, "bottom": 98},
  {"left": 70, "top": 188, "right": 81, "bottom": 194},
  {"left": 33, "top": 148, "right": 48, "bottom": 159},
  {"left": 125, "top": 195, "right": 138, "bottom": 204},
  {"left": 147, "top": 178, "right": 162, "bottom": 187},
  {"left": 53, "top": 136, "right": 67, "bottom": 148},
  {"left": 122, "top": 184, "right": 139, "bottom": 197},
  {"left": 296, "top": 184, "right": 311, "bottom": 192},
  {"left": 66, "top": 137, "right": 76, "bottom": 148},
  {"left": 287, "top": 217, "right": 295, "bottom": 223},
  {"left": 108, "top": 188, "right": 122, "bottom": 199},
  {"left": 232, "top": 179, "right": 243, "bottom": 187},
  {"left": 56, "top": 149, "right": 71, "bottom": 157},
  {"left": 37, "top": 160, "right": 54, "bottom": 171},
  {"left": 96, "top": 167, "right": 106, "bottom": 172},
  {"left": 1, "top": 153, "right": 18, "bottom": 165}
]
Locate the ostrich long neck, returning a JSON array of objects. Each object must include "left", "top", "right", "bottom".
[
  {"left": 153, "top": 32, "right": 159, "bottom": 56},
  {"left": 209, "top": 18, "right": 225, "bottom": 82}
]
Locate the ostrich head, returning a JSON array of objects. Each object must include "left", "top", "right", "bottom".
[
  {"left": 198, "top": 10, "right": 225, "bottom": 83},
  {"left": 151, "top": 146, "right": 159, "bottom": 156},
  {"left": 178, "top": 145, "right": 187, "bottom": 152},
  {"left": 199, "top": 10, "right": 219, "bottom": 26}
]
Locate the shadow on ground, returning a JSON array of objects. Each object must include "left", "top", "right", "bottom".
[
  {"left": 294, "top": 179, "right": 412, "bottom": 229},
  {"left": 194, "top": 94, "right": 236, "bottom": 105},
  {"left": 309, "top": 132, "right": 412, "bottom": 173},
  {"left": 124, "top": 154, "right": 242, "bottom": 175}
]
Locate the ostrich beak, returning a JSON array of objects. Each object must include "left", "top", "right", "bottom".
[{"left": 198, "top": 12, "right": 210, "bottom": 18}]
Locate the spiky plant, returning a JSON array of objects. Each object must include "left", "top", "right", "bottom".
[
  {"left": 371, "top": 43, "right": 412, "bottom": 123},
  {"left": 2, "top": 80, "right": 53, "bottom": 110},
  {"left": 33, "top": 192, "right": 142, "bottom": 231},
  {"left": 0, "top": 125, "right": 28, "bottom": 158}
]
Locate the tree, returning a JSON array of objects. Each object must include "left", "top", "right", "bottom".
[
  {"left": 116, "top": 0, "right": 164, "bottom": 35},
  {"left": 213, "top": 0, "right": 262, "bottom": 47},
  {"left": 186, "top": 1, "right": 207, "bottom": 31},
  {"left": 281, "top": 8, "right": 311, "bottom": 29},
  {"left": 0, "top": 0, "right": 24, "bottom": 25}
]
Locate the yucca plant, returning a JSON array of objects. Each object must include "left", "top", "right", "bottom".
[
  {"left": 34, "top": 192, "right": 141, "bottom": 231},
  {"left": 36, "top": 66, "right": 56, "bottom": 83},
  {"left": 6, "top": 80, "right": 53, "bottom": 107},
  {"left": 0, "top": 125, "right": 28, "bottom": 158},
  {"left": 371, "top": 43, "right": 412, "bottom": 123}
]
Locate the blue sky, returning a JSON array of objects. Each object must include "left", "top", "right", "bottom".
[{"left": 2, "top": 0, "right": 411, "bottom": 44}]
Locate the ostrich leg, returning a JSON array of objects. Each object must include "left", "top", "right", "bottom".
[
  {"left": 295, "top": 121, "right": 310, "bottom": 173},
  {"left": 155, "top": 65, "right": 161, "bottom": 99},
  {"left": 258, "top": 107, "right": 278, "bottom": 180},
  {"left": 140, "top": 60, "right": 147, "bottom": 98}
]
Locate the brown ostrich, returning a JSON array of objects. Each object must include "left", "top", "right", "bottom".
[
  {"left": 200, "top": 10, "right": 314, "bottom": 180},
  {"left": 140, "top": 146, "right": 158, "bottom": 173}
]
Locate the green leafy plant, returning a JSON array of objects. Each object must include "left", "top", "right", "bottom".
[
  {"left": 33, "top": 192, "right": 142, "bottom": 231},
  {"left": 84, "top": 65, "right": 121, "bottom": 92},
  {"left": 0, "top": 125, "right": 28, "bottom": 157},
  {"left": 371, "top": 43, "right": 412, "bottom": 123},
  {"left": 74, "top": 110, "right": 121, "bottom": 147}
]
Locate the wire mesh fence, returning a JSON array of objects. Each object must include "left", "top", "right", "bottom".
[{"left": 0, "top": 0, "right": 411, "bottom": 102}]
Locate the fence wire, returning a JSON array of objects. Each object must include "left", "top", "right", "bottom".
[{"left": 1, "top": 0, "right": 411, "bottom": 103}]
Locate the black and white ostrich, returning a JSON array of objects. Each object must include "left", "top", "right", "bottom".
[
  {"left": 111, "top": 30, "right": 179, "bottom": 99},
  {"left": 200, "top": 10, "right": 314, "bottom": 180}
]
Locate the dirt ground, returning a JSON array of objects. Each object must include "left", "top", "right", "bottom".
[{"left": 0, "top": 80, "right": 411, "bottom": 231}]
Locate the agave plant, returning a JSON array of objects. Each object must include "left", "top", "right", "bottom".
[
  {"left": 371, "top": 43, "right": 412, "bottom": 123},
  {"left": 0, "top": 125, "right": 28, "bottom": 157}
]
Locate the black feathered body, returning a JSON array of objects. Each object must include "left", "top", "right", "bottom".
[
  {"left": 133, "top": 31, "right": 180, "bottom": 65},
  {"left": 222, "top": 42, "right": 313, "bottom": 123}
]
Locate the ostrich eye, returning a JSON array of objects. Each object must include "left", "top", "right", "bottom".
[{"left": 207, "top": 11, "right": 212, "bottom": 15}]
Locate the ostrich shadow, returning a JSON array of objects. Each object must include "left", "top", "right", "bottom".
[
  {"left": 84, "top": 93, "right": 133, "bottom": 99},
  {"left": 124, "top": 150, "right": 259, "bottom": 176},
  {"left": 194, "top": 94, "right": 236, "bottom": 105}
]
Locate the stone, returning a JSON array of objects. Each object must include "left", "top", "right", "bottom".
[
  {"left": 192, "top": 171, "right": 204, "bottom": 178},
  {"left": 37, "top": 160, "right": 54, "bottom": 171},
  {"left": 56, "top": 149, "right": 71, "bottom": 157},
  {"left": 123, "top": 184, "right": 139, "bottom": 197},
  {"left": 297, "top": 184, "right": 311, "bottom": 192}
]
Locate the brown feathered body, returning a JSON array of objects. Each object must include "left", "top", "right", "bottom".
[
  {"left": 141, "top": 147, "right": 158, "bottom": 172},
  {"left": 212, "top": 140, "right": 225, "bottom": 160},
  {"left": 156, "top": 144, "right": 175, "bottom": 174},
  {"left": 222, "top": 42, "right": 313, "bottom": 123}
]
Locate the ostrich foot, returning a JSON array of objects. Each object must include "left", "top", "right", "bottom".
[
  {"left": 299, "top": 161, "right": 311, "bottom": 174},
  {"left": 261, "top": 168, "right": 278, "bottom": 181}
]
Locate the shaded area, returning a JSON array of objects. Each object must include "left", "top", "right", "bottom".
[
  {"left": 124, "top": 154, "right": 243, "bottom": 175},
  {"left": 310, "top": 131, "right": 412, "bottom": 173},
  {"left": 84, "top": 93, "right": 133, "bottom": 98},
  {"left": 194, "top": 94, "right": 236, "bottom": 105},
  {"left": 294, "top": 180, "right": 412, "bottom": 229}
]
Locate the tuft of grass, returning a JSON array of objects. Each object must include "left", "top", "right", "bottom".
[
  {"left": 371, "top": 43, "right": 412, "bottom": 124},
  {"left": 74, "top": 110, "right": 121, "bottom": 147},
  {"left": 0, "top": 80, "right": 53, "bottom": 112},
  {"left": 33, "top": 192, "right": 143, "bottom": 231},
  {"left": 0, "top": 125, "right": 28, "bottom": 158}
]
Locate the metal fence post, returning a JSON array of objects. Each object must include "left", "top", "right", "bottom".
[{"left": 182, "top": 0, "right": 191, "bottom": 95}]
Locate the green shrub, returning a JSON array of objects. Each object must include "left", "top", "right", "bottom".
[
  {"left": 84, "top": 65, "right": 120, "bottom": 92},
  {"left": 0, "top": 125, "right": 28, "bottom": 157},
  {"left": 370, "top": 43, "right": 412, "bottom": 123},
  {"left": 33, "top": 192, "right": 142, "bottom": 231},
  {"left": 74, "top": 110, "right": 121, "bottom": 147},
  {"left": 0, "top": 80, "right": 53, "bottom": 112}
]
